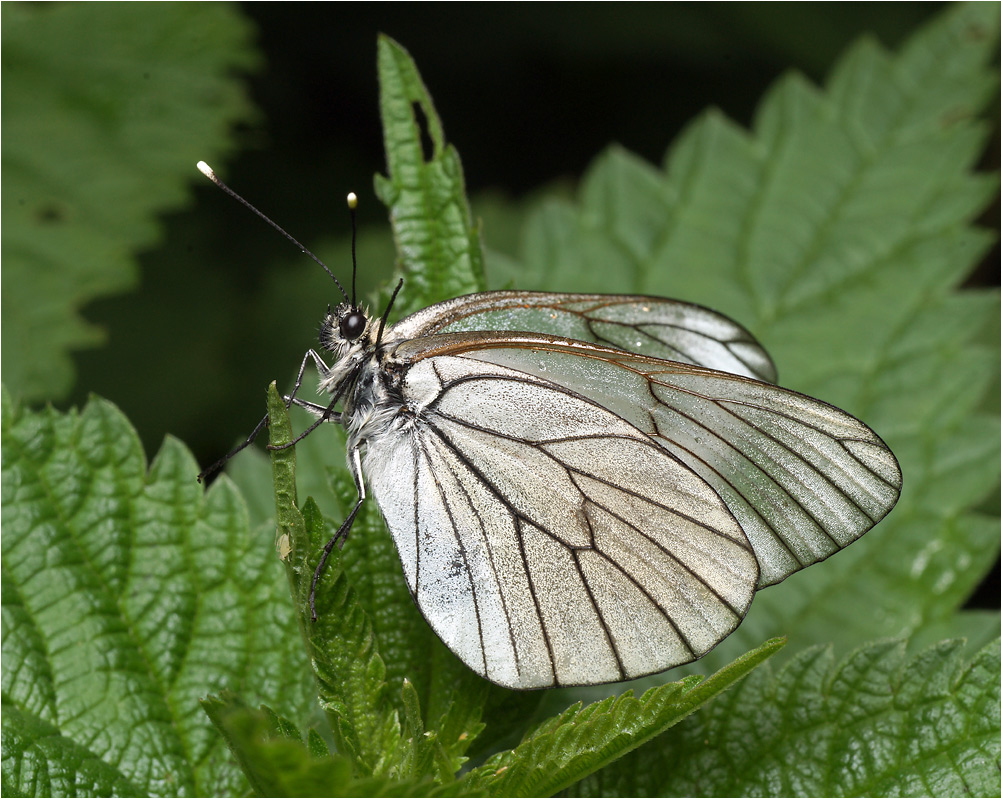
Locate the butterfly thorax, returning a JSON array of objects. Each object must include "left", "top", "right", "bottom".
[{"left": 341, "top": 347, "right": 415, "bottom": 452}]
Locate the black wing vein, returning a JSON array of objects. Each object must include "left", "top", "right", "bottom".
[
  {"left": 571, "top": 549, "right": 627, "bottom": 680},
  {"left": 416, "top": 437, "right": 489, "bottom": 675},
  {"left": 434, "top": 407, "right": 749, "bottom": 553},
  {"left": 424, "top": 432, "right": 524, "bottom": 676},
  {"left": 650, "top": 396, "right": 842, "bottom": 554}
]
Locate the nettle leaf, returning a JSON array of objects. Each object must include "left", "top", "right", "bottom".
[
  {"left": 1, "top": 4, "right": 258, "bottom": 402},
  {"left": 266, "top": 385, "right": 403, "bottom": 778},
  {"left": 281, "top": 34, "right": 542, "bottom": 776},
  {"left": 568, "top": 638, "right": 1001, "bottom": 797},
  {"left": 202, "top": 693, "right": 472, "bottom": 798},
  {"left": 268, "top": 391, "right": 493, "bottom": 786},
  {"left": 373, "top": 35, "right": 487, "bottom": 317},
  {"left": 499, "top": 2, "right": 1000, "bottom": 673},
  {"left": 0, "top": 388, "right": 313, "bottom": 797},
  {"left": 461, "top": 639, "right": 784, "bottom": 797},
  {"left": 0, "top": 698, "right": 144, "bottom": 798},
  {"left": 372, "top": 36, "right": 547, "bottom": 757}
]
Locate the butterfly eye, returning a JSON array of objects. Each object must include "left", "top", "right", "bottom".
[{"left": 340, "top": 310, "right": 367, "bottom": 341}]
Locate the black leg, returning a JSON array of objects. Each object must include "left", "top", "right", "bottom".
[
  {"left": 196, "top": 412, "right": 270, "bottom": 483},
  {"left": 310, "top": 497, "right": 364, "bottom": 622},
  {"left": 197, "top": 348, "right": 334, "bottom": 481},
  {"left": 269, "top": 364, "right": 357, "bottom": 451},
  {"left": 267, "top": 392, "right": 341, "bottom": 451}
]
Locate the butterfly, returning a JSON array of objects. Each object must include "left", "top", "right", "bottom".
[{"left": 197, "top": 163, "right": 902, "bottom": 691}]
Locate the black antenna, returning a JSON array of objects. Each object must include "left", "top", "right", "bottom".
[
  {"left": 376, "top": 279, "right": 405, "bottom": 348},
  {"left": 197, "top": 161, "right": 350, "bottom": 302},
  {"left": 347, "top": 192, "right": 358, "bottom": 307}
]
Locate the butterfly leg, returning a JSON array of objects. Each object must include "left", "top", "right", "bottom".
[
  {"left": 286, "top": 348, "right": 333, "bottom": 409},
  {"left": 284, "top": 396, "right": 340, "bottom": 419},
  {"left": 196, "top": 412, "right": 270, "bottom": 482},
  {"left": 198, "top": 349, "right": 339, "bottom": 480},
  {"left": 309, "top": 447, "right": 366, "bottom": 621},
  {"left": 268, "top": 392, "right": 343, "bottom": 450},
  {"left": 269, "top": 349, "right": 346, "bottom": 450}
]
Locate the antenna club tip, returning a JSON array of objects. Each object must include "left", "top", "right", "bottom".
[
  {"left": 197, "top": 161, "right": 215, "bottom": 178},
  {"left": 346, "top": 192, "right": 358, "bottom": 209}
]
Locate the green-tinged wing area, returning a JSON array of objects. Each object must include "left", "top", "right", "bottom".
[{"left": 388, "top": 291, "right": 778, "bottom": 382}]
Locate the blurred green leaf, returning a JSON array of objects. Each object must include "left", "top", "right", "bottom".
[
  {"left": 1, "top": 4, "right": 258, "bottom": 402},
  {"left": 0, "top": 388, "right": 313, "bottom": 796},
  {"left": 568, "top": 638, "right": 1001, "bottom": 797}
]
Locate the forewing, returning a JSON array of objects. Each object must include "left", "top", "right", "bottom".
[
  {"left": 361, "top": 355, "right": 759, "bottom": 689},
  {"left": 387, "top": 290, "right": 777, "bottom": 382},
  {"left": 395, "top": 333, "right": 902, "bottom": 589}
]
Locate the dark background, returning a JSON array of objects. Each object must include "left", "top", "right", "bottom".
[{"left": 64, "top": 3, "right": 998, "bottom": 606}]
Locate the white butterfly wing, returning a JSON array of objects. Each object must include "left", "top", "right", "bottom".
[
  {"left": 405, "top": 333, "right": 902, "bottom": 589},
  {"left": 388, "top": 291, "right": 778, "bottom": 382},
  {"left": 362, "top": 354, "right": 759, "bottom": 689}
]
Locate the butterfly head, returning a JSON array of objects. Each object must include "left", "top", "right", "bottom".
[{"left": 320, "top": 302, "right": 373, "bottom": 358}]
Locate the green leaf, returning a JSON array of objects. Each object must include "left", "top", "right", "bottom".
[
  {"left": 1, "top": 4, "right": 258, "bottom": 402},
  {"left": 499, "top": 2, "right": 1000, "bottom": 672},
  {"left": 568, "top": 638, "right": 1001, "bottom": 797},
  {"left": 461, "top": 638, "right": 784, "bottom": 797},
  {"left": 266, "top": 386, "right": 403, "bottom": 778},
  {"left": 5, "top": 8, "right": 997, "bottom": 799},
  {"left": 202, "top": 692, "right": 469, "bottom": 797},
  {"left": 1, "top": 387, "right": 314, "bottom": 796},
  {"left": 317, "top": 37, "right": 545, "bottom": 768},
  {"left": 373, "top": 34, "right": 486, "bottom": 316},
  {"left": 1, "top": 698, "right": 145, "bottom": 798}
]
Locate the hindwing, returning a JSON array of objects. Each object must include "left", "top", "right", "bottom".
[{"left": 362, "top": 354, "right": 759, "bottom": 690}]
